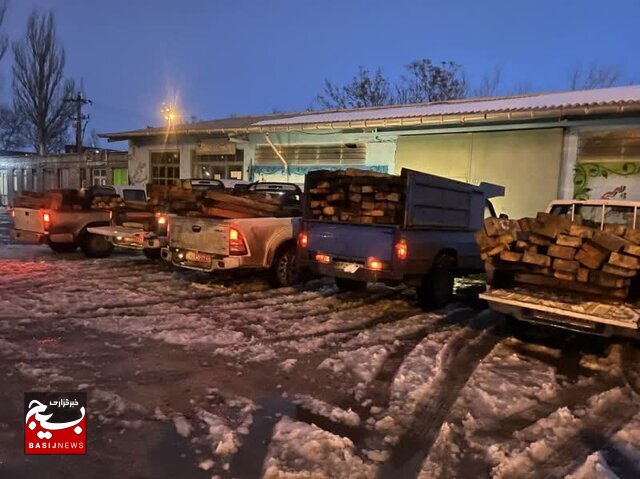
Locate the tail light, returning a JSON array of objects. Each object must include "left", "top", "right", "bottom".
[
  {"left": 395, "top": 238, "right": 408, "bottom": 260},
  {"left": 155, "top": 212, "right": 167, "bottom": 226},
  {"left": 42, "top": 210, "right": 52, "bottom": 231},
  {"left": 366, "top": 257, "right": 384, "bottom": 271},
  {"left": 298, "top": 231, "right": 308, "bottom": 249},
  {"left": 229, "top": 226, "right": 247, "bottom": 255}
]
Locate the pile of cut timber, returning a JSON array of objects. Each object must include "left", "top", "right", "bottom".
[
  {"left": 306, "top": 169, "right": 405, "bottom": 224},
  {"left": 146, "top": 184, "right": 296, "bottom": 219},
  {"left": 91, "top": 195, "right": 125, "bottom": 209},
  {"left": 476, "top": 212, "right": 640, "bottom": 299}
]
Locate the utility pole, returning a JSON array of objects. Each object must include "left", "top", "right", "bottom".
[{"left": 65, "top": 93, "right": 92, "bottom": 153}]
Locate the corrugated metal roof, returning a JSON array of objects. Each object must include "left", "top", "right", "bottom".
[
  {"left": 101, "top": 85, "right": 640, "bottom": 140},
  {"left": 253, "top": 85, "right": 640, "bottom": 127}
]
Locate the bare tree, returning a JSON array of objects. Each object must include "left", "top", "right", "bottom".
[
  {"left": 0, "top": 0, "right": 7, "bottom": 63},
  {"left": 12, "top": 11, "right": 75, "bottom": 154},
  {"left": 0, "top": 106, "right": 25, "bottom": 149},
  {"left": 396, "top": 59, "right": 467, "bottom": 103},
  {"left": 316, "top": 67, "right": 392, "bottom": 109},
  {"left": 568, "top": 63, "right": 622, "bottom": 90},
  {"left": 473, "top": 66, "right": 502, "bottom": 98}
]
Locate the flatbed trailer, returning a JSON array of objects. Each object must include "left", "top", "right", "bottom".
[{"left": 481, "top": 287, "right": 640, "bottom": 337}]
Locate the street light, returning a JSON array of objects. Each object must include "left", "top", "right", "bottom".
[{"left": 161, "top": 104, "right": 178, "bottom": 126}]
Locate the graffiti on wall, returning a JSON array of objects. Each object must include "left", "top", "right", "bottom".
[
  {"left": 129, "top": 156, "right": 149, "bottom": 185},
  {"left": 574, "top": 162, "right": 640, "bottom": 200}
]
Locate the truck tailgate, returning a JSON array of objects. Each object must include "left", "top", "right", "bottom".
[
  {"left": 305, "top": 221, "right": 396, "bottom": 261},
  {"left": 169, "top": 216, "right": 229, "bottom": 256},
  {"left": 12, "top": 208, "right": 45, "bottom": 233}
]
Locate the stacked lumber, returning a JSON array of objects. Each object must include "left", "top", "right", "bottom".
[
  {"left": 146, "top": 184, "right": 297, "bottom": 219},
  {"left": 476, "top": 212, "right": 640, "bottom": 299},
  {"left": 306, "top": 169, "right": 405, "bottom": 224},
  {"left": 91, "top": 195, "right": 125, "bottom": 209}
]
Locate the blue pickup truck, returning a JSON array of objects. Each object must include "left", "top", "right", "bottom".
[{"left": 297, "top": 168, "right": 504, "bottom": 308}]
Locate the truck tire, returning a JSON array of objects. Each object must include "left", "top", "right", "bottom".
[
  {"left": 80, "top": 232, "right": 114, "bottom": 258},
  {"left": 268, "top": 243, "right": 300, "bottom": 288},
  {"left": 417, "top": 255, "right": 455, "bottom": 309},
  {"left": 48, "top": 241, "right": 77, "bottom": 253},
  {"left": 335, "top": 277, "right": 368, "bottom": 292},
  {"left": 143, "top": 248, "right": 161, "bottom": 260}
]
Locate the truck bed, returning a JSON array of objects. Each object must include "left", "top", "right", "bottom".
[{"left": 480, "top": 287, "right": 640, "bottom": 331}]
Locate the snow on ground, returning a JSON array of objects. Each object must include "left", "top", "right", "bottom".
[
  {"left": 2, "top": 212, "right": 640, "bottom": 478},
  {"left": 263, "top": 416, "right": 376, "bottom": 479}
]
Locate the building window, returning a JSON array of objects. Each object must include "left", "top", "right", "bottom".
[
  {"left": 91, "top": 168, "right": 107, "bottom": 186},
  {"left": 151, "top": 151, "right": 180, "bottom": 185},
  {"left": 255, "top": 144, "right": 366, "bottom": 167},
  {"left": 0, "top": 170, "right": 7, "bottom": 205},
  {"left": 113, "top": 168, "right": 128, "bottom": 186},
  {"left": 193, "top": 150, "right": 243, "bottom": 180}
]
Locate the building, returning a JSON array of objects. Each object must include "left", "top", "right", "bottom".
[
  {"left": 102, "top": 85, "right": 640, "bottom": 218},
  {"left": 0, "top": 149, "right": 129, "bottom": 205}
]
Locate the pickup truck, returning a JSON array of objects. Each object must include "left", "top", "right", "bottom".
[
  {"left": 297, "top": 168, "right": 504, "bottom": 308},
  {"left": 162, "top": 182, "right": 304, "bottom": 287},
  {"left": 480, "top": 199, "right": 640, "bottom": 338},
  {"left": 87, "top": 179, "right": 226, "bottom": 259},
  {"left": 10, "top": 186, "right": 137, "bottom": 257}
]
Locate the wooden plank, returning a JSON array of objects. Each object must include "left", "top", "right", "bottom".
[
  {"left": 590, "top": 271, "right": 629, "bottom": 288},
  {"left": 529, "top": 233, "right": 552, "bottom": 246},
  {"left": 548, "top": 244, "right": 577, "bottom": 260},
  {"left": 575, "top": 248, "right": 607, "bottom": 270},
  {"left": 484, "top": 217, "right": 512, "bottom": 237},
  {"left": 625, "top": 228, "right": 640, "bottom": 244},
  {"left": 204, "top": 191, "right": 280, "bottom": 212},
  {"left": 500, "top": 250, "right": 523, "bottom": 262},
  {"left": 556, "top": 234, "right": 582, "bottom": 248},
  {"left": 522, "top": 251, "right": 551, "bottom": 267},
  {"left": 591, "top": 231, "right": 630, "bottom": 252},
  {"left": 577, "top": 268, "right": 590, "bottom": 283},
  {"left": 609, "top": 252, "right": 640, "bottom": 270},
  {"left": 602, "top": 263, "right": 638, "bottom": 278},
  {"left": 201, "top": 207, "right": 254, "bottom": 219},
  {"left": 553, "top": 258, "right": 580, "bottom": 273},
  {"left": 554, "top": 270, "right": 576, "bottom": 281},
  {"left": 603, "top": 223, "right": 626, "bottom": 236},
  {"left": 569, "top": 224, "right": 595, "bottom": 239},
  {"left": 623, "top": 243, "right": 640, "bottom": 257},
  {"left": 514, "top": 272, "right": 628, "bottom": 298}
]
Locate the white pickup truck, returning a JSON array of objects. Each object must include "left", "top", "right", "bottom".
[
  {"left": 161, "top": 183, "right": 303, "bottom": 287},
  {"left": 481, "top": 199, "right": 640, "bottom": 338}
]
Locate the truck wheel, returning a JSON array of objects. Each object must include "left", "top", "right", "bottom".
[
  {"left": 335, "top": 277, "right": 367, "bottom": 292},
  {"left": 48, "top": 242, "right": 77, "bottom": 253},
  {"left": 80, "top": 232, "right": 114, "bottom": 258},
  {"left": 143, "top": 248, "right": 161, "bottom": 260},
  {"left": 269, "top": 244, "right": 300, "bottom": 287},
  {"left": 417, "top": 255, "right": 455, "bottom": 309}
]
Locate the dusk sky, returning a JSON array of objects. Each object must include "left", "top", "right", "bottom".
[{"left": 0, "top": 0, "right": 638, "bottom": 147}]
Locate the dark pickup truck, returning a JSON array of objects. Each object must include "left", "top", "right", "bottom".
[{"left": 297, "top": 168, "right": 504, "bottom": 308}]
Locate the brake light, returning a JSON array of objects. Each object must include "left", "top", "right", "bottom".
[
  {"left": 298, "top": 231, "right": 308, "bottom": 249},
  {"left": 395, "top": 238, "right": 408, "bottom": 260},
  {"left": 366, "top": 257, "right": 384, "bottom": 271},
  {"left": 229, "top": 226, "right": 247, "bottom": 255},
  {"left": 42, "top": 211, "right": 52, "bottom": 231},
  {"left": 155, "top": 212, "right": 167, "bottom": 225},
  {"left": 315, "top": 253, "right": 331, "bottom": 264}
]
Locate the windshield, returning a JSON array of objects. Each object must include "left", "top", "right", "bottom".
[{"left": 122, "top": 190, "right": 146, "bottom": 201}]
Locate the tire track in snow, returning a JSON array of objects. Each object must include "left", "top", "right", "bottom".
[
  {"left": 490, "top": 387, "right": 638, "bottom": 479},
  {"left": 377, "top": 311, "right": 505, "bottom": 479}
]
